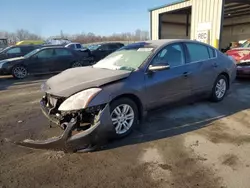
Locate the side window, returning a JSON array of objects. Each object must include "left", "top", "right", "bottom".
[
  {"left": 99, "top": 44, "right": 109, "bottom": 51},
  {"left": 55, "top": 49, "right": 73, "bottom": 56},
  {"left": 36, "top": 49, "right": 55, "bottom": 58},
  {"left": 109, "top": 44, "right": 120, "bottom": 50},
  {"left": 151, "top": 43, "right": 185, "bottom": 67},
  {"left": 208, "top": 47, "right": 216, "bottom": 58},
  {"left": 76, "top": 44, "right": 82, "bottom": 49},
  {"left": 22, "top": 47, "right": 34, "bottom": 54},
  {"left": 7, "top": 47, "right": 21, "bottom": 54},
  {"left": 186, "top": 43, "right": 210, "bottom": 62},
  {"left": 68, "top": 44, "right": 75, "bottom": 49}
]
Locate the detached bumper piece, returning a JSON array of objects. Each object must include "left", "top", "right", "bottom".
[{"left": 17, "top": 100, "right": 116, "bottom": 153}]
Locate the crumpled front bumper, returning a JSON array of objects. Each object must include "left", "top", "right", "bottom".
[{"left": 17, "top": 100, "right": 116, "bottom": 152}]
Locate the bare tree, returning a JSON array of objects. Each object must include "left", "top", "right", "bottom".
[{"left": 1, "top": 28, "right": 149, "bottom": 45}]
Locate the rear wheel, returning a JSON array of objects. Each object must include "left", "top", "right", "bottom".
[
  {"left": 210, "top": 75, "right": 228, "bottom": 102},
  {"left": 110, "top": 98, "right": 139, "bottom": 138},
  {"left": 12, "top": 65, "right": 28, "bottom": 79}
]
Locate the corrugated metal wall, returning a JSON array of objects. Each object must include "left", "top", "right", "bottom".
[
  {"left": 221, "top": 15, "right": 250, "bottom": 48},
  {"left": 191, "top": 0, "right": 224, "bottom": 47},
  {"left": 151, "top": 1, "right": 192, "bottom": 40},
  {"left": 150, "top": 0, "right": 224, "bottom": 48}
]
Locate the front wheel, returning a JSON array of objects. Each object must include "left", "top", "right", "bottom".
[
  {"left": 12, "top": 65, "right": 28, "bottom": 79},
  {"left": 71, "top": 61, "right": 82, "bottom": 68},
  {"left": 110, "top": 98, "right": 139, "bottom": 138},
  {"left": 210, "top": 75, "right": 228, "bottom": 102}
]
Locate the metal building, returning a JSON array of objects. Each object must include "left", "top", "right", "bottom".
[{"left": 149, "top": 0, "right": 250, "bottom": 49}]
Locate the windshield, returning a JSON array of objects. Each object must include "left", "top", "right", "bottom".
[
  {"left": 0, "top": 46, "right": 11, "bottom": 53},
  {"left": 88, "top": 44, "right": 100, "bottom": 51},
  {"left": 24, "top": 49, "right": 40, "bottom": 58},
  {"left": 93, "top": 48, "right": 153, "bottom": 71}
]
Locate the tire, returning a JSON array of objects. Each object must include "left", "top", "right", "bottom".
[
  {"left": 12, "top": 65, "right": 28, "bottom": 79},
  {"left": 110, "top": 98, "right": 139, "bottom": 138},
  {"left": 210, "top": 74, "right": 228, "bottom": 102},
  {"left": 71, "top": 61, "right": 82, "bottom": 68}
]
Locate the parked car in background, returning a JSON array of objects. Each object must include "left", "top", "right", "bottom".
[
  {"left": 0, "top": 46, "right": 92, "bottom": 79},
  {"left": 88, "top": 42, "right": 124, "bottom": 62},
  {"left": 65, "top": 43, "right": 94, "bottom": 63},
  {"left": 45, "top": 38, "right": 71, "bottom": 45},
  {"left": 225, "top": 40, "right": 250, "bottom": 78},
  {"left": 16, "top": 40, "right": 45, "bottom": 45},
  {"left": 18, "top": 39, "right": 236, "bottom": 152},
  {"left": 236, "top": 59, "right": 250, "bottom": 78},
  {"left": 0, "top": 45, "right": 40, "bottom": 61},
  {"left": 221, "top": 41, "right": 241, "bottom": 53},
  {"left": 65, "top": 42, "right": 88, "bottom": 52},
  {"left": 226, "top": 47, "right": 250, "bottom": 63},
  {"left": 0, "top": 38, "right": 8, "bottom": 51}
]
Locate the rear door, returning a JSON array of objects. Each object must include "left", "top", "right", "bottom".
[
  {"left": 20, "top": 46, "right": 35, "bottom": 56},
  {"left": 52, "top": 48, "right": 75, "bottom": 71},
  {"left": 27, "top": 49, "right": 56, "bottom": 73},
  {"left": 183, "top": 42, "right": 218, "bottom": 94}
]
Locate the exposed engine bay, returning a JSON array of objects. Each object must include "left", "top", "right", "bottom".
[{"left": 17, "top": 93, "right": 116, "bottom": 152}]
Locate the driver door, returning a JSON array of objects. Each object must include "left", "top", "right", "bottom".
[
  {"left": 27, "top": 49, "right": 56, "bottom": 73},
  {"left": 144, "top": 43, "right": 192, "bottom": 109}
]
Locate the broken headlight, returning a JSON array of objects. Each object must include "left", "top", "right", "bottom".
[{"left": 58, "top": 88, "right": 102, "bottom": 111}]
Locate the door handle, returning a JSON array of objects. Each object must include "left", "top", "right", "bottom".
[{"left": 213, "top": 63, "right": 218, "bottom": 67}]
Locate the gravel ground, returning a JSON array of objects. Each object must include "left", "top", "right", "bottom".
[{"left": 0, "top": 75, "right": 250, "bottom": 188}]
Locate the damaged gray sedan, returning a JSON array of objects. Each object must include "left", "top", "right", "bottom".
[{"left": 19, "top": 39, "right": 236, "bottom": 152}]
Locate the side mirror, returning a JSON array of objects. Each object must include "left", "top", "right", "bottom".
[{"left": 148, "top": 64, "right": 170, "bottom": 72}]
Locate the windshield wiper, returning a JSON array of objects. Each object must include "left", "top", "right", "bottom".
[{"left": 119, "top": 66, "right": 135, "bottom": 71}]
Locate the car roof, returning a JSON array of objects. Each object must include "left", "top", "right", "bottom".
[
  {"left": 9, "top": 44, "right": 40, "bottom": 48},
  {"left": 128, "top": 39, "right": 216, "bottom": 50},
  {"left": 39, "top": 46, "right": 70, "bottom": 50},
  {"left": 91, "top": 42, "right": 124, "bottom": 46},
  {"left": 66, "top": 42, "right": 81, "bottom": 45}
]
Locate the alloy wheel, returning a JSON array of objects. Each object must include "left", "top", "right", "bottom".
[
  {"left": 215, "top": 78, "right": 226, "bottom": 99},
  {"left": 13, "top": 66, "right": 27, "bottom": 79},
  {"left": 72, "top": 62, "right": 82, "bottom": 67},
  {"left": 111, "top": 104, "right": 135, "bottom": 135}
]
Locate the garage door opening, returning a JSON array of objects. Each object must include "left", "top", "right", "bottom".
[
  {"left": 159, "top": 6, "right": 192, "bottom": 39},
  {"left": 221, "top": 0, "right": 250, "bottom": 50}
]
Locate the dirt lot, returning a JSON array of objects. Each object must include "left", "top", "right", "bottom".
[{"left": 0, "top": 75, "right": 250, "bottom": 188}]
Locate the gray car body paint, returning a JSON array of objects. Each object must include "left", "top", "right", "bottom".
[
  {"left": 19, "top": 39, "right": 237, "bottom": 152},
  {"left": 42, "top": 39, "right": 236, "bottom": 113}
]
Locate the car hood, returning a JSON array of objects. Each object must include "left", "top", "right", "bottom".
[
  {"left": 0, "top": 56, "right": 24, "bottom": 63},
  {"left": 42, "top": 66, "right": 131, "bottom": 97},
  {"left": 226, "top": 48, "right": 250, "bottom": 62}
]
